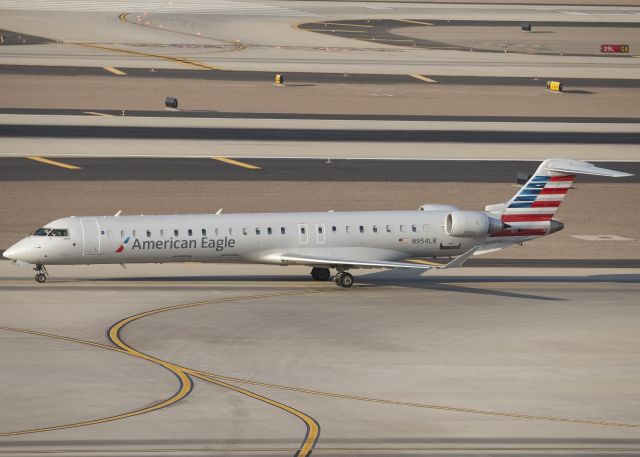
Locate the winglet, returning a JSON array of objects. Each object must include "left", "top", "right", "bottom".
[{"left": 438, "top": 246, "right": 479, "bottom": 270}]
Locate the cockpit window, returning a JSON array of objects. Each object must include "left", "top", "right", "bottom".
[
  {"left": 33, "top": 228, "right": 51, "bottom": 236},
  {"left": 50, "top": 229, "right": 69, "bottom": 237}
]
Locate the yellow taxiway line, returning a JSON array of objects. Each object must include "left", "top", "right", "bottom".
[
  {"left": 103, "top": 66, "right": 126, "bottom": 75},
  {"left": 26, "top": 156, "right": 82, "bottom": 170},
  {"left": 395, "top": 19, "right": 434, "bottom": 26},
  {"left": 318, "top": 22, "right": 373, "bottom": 28},
  {"left": 213, "top": 156, "right": 262, "bottom": 170},
  {"left": 76, "top": 42, "right": 224, "bottom": 71},
  {"left": 83, "top": 111, "right": 113, "bottom": 117},
  {"left": 410, "top": 74, "right": 438, "bottom": 83}
]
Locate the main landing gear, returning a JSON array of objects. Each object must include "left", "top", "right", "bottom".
[
  {"left": 34, "top": 264, "right": 48, "bottom": 283},
  {"left": 310, "top": 267, "right": 354, "bottom": 288}
]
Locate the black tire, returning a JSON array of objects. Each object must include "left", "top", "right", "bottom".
[
  {"left": 311, "top": 267, "right": 320, "bottom": 280},
  {"left": 338, "top": 272, "right": 354, "bottom": 288},
  {"left": 35, "top": 273, "right": 46, "bottom": 283},
  {"left": 316, "top": 268, "right": 331, "bottom": 281}
]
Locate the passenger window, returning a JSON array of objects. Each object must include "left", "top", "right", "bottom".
[
  {"left": 202, "top": 229, "right": 206, "bottom": 236},
  {"left": 146, "top": 230, "right": 151, "bottom": 238},
  {"left": 281, "top": 227, "right": 286, "bottom": 235},
  {"left": 133, "top": 230, "right": 137, "bottom": 237},
  {"left": 318, "top": 226, "right": 323, "bottom": 234},
  {"left": 174, "top": 229, "right": 179, "bottom": 236},
  {"left": 412, "top": 224, "right": 417, "bottom": 232},
  {"left": 359, "top": 225, "right": 364, "bottom": 233},
  {"left": 243, "top": 228, "right": 248, "bottom": 235},
  {"left": 400, "top": 225, "right": 406, "bottom": 233},
  {"left": 229, "top": 227, "right": 233, "bottom": 236},
  {"left": 120, "top": 230, "right": 125, "bottom": 238},
  {"left": 267, "top": 227, "right": 272, "bottom": 235},
  {"left": 301, "top": 226, "right": 306, "bottom": 234},
  {"left": 188, "top": 229, "right": 193, "bottom": 236},
  {"left": 332, "top": 226, "right": 337, "bottom": 233},
  {"left": 373, "top": 225, "right": 378, "bottom": 233},
  {"left": 386, "top": 225, "right": 392, "bottom": 233},
  {"left": 346, "top": 226, "right": 351, "bottom": 234},
  {"left": 160, "top": 229, "right": 165, "bottom": 237},
  {"left": 214, "top": 228, "right": 220, "bottom": 236},
  {"left": 256, "top": 228, "right": 261, "bottom": 235}
]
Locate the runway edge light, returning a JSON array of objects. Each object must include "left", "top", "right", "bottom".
[
  {"left": 521, "top": 23, "right": 532, "bottom": 32},
  {"left": 274, "top": 74, "right": 285, "bottom": 85},
  {"left": 546, "top": 81, "right": 563, "bottom": 92}
]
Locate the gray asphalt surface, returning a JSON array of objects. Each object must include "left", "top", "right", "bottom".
[
  {"left": 3, "top": 125, "right": 640, "bottom": 144},
  {"left": 299, "top": 19, "right": 640, "bottom": 57},
  {"left": 1, "top": 64, "right": 639, "bottom": 87},
  {"left": 2, "top": 108, "right": 639, "bottom": 123},
  {"left": 2, "top": 158, "right": 638, "bottom": 182}
]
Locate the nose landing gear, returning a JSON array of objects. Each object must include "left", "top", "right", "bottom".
[{"left": 34, "top": 264, "right": 48, "bottom": 283}]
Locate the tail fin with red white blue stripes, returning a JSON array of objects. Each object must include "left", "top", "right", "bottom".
[{"left": 489, "top": 159, "right": 632, "bottom": 238}]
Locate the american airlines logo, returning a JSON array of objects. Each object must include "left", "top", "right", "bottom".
[{"left": 117, "top": 236, "right": 236, "bottom": 253}]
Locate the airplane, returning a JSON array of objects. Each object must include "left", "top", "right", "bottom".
[{"left": 2, "top": 158, "right": 632, "bottom": 287}]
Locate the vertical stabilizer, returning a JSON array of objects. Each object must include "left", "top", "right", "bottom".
[{"left": 489, "top": 159, "right": 632, "bottom": 238}]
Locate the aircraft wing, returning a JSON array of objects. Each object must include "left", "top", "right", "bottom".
[{"left": 279, "top": 246, "right": 479, "bottom": 271}]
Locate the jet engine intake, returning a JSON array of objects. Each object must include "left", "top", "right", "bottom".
[{"left": 445, "top": 211, "right": 503, "bottom": 238}]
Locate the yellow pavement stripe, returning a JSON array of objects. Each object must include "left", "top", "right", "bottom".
[
  {"left": 0, "top": 327, "right": 191, "bottom": 438},
  {"left": 107, "top": 290, "right": 322, "bottom": 457},
  {"left": 196, "top": 370, "right": 640, "bottom": 429},
  {"left": 26, "top": 156, "right": 82, "bottom": 170},
  {"left": 318, "top": 22, "right": 373, "bottom": 28},
  {"left": 118, "top": 12, "right": 246, "bottom": 52},
  {"left": 213, "top": 156, "right": 261, "bottom": 170},
  {"left": 410, "top": 74, "right": 438, "bottom": 83},
  {"left": 395, "top": 19, "right": 434, "bottom": 26},
  {"left": 75, "top": 42, "right": 224, "bottom": 71},
  {"left": 193, "top": 372, "right": 320, "bottom": 457},
  {"left": 103, "top": 66, "right": 126, "bottom": 75},
  {"left": 83, "top": 111, "right": 113, "bottom": 117}
]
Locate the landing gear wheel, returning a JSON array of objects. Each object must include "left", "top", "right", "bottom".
[
  {"left": 33, "top": 264, "right": 48, "bottom": 283},
  {"left": 335, "top": 272, "right": 354, "bottom": 288},
  {"left": 311, "top": 267, "right": 331, "bottom": 281}
]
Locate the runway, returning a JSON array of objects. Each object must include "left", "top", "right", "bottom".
[{"left": 2, "top": 158, "right": 639, "bottom": 182}]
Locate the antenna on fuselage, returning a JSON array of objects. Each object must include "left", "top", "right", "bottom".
[
  {"left": 216, "top": 208, "right": 223, "bottom": 215},
  {"left": 114, "top": 210, "right": 122, "bottom": 217}
]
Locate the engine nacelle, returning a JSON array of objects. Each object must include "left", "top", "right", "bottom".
[
  {"left": 418, "top": 204, "right": 459, "bottom": 212},
  {"left": 445, "top": 211, "right": 503, "bottom": 238}
]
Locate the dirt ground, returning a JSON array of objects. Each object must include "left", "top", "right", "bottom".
[
  {"left": 2, "top": 75, "right": 640, "bottom": 117},
  {"left": 1, "top": 180, "right": 638, "bottom": 259}
]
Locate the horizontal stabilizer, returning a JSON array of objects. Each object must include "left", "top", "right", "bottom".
[{"left": 544, "top": 159, "right": 633, "bottom": 178}]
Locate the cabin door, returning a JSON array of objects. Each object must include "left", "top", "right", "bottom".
[{"left": 80, "top": 218, "right": 101, "bottom": 255}]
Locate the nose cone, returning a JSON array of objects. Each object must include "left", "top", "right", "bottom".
[
  {"left": 3, "top": 245, "right": 17, "bottom": 260},
  {"left": 3, "top": 238, "right": 32, "bottom": 261},
  {"left": 549, "top": 220, "right": 564, "bottom": 234}
]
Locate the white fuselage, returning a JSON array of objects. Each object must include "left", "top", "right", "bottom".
[{"left": 6, "top": 210, "right": 500, "bottom": 267}]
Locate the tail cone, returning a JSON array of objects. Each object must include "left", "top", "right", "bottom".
[{"left": 549, "top": 220, "right": 564, "bottom": 234}]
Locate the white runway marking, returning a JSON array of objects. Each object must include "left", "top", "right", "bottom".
[
  {"left": 571, "top": 235, "right": 634, "bottom": 241},
  {"left": 0, "top": 0, "right": 313, "bottom": 16}
]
